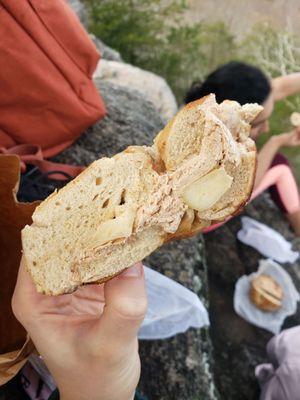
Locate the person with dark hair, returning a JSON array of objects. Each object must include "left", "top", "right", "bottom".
[
  {"left": 185, "top": 62, "right": 300, "bottom": 235},
  {"left": 185, "top": 61, "right": 271, "bottom": 106}
]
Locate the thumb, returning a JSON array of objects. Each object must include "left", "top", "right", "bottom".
[{"left": 98, "top": 263, "right": 147, "bottom": 346}]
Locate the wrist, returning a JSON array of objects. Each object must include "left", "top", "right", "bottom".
[
  {"left": 270, "top": 134, "right": 285, "bottom": 148},
  {"left": 56, "top": 355, "right": 140, "bottom": 400},
  {"left": 60, "top": 393, "right": 135, "bottom": 400},
  {"left": 59, "top": 382, "right": 137, "bottom": 400}
]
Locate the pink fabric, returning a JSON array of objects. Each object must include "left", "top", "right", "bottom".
[
  {"left": 251, "top": 165, "right": 300, "bottom": 214},
  {"left": 256, "top": 326, "right": 300, "bottom": 400},
  {"left": 203, "top": 164, "right": 300, "bottom": 233},
  {"left": 20, "top": 362, "right": 52, "bottom": 400}
]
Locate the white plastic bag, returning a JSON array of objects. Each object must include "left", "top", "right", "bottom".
[
  {"left": 234, "top": 259, "right": 300, "bottom": 334},
  {"left": 138, "top": 266, "right": 209, "bottom": 339},
  {"left": 237, "top": 216, "right": 298, "bottom": 263}
]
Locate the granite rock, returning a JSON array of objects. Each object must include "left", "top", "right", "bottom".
[
  {"left": 67, "top": 0, "right": 88, "bottom": 27},
  {"left": 90, "top": 34, "right": 123, "bottom": 62},
  {"left": 52, "top": 80, "right": 164, "bottom": 166},
  {"left": 204, "top": 193, "right": 300, "bottom": 400},
  {"left": 93, "top": 60, "right": 178, "bottom": 123},
  {"left": 139, "top": 237, "right": 219, "bottom": 400}
]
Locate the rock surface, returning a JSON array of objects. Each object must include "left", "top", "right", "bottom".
[
  {"left": 52, "top": 80, "right": 164, "bottom": 166},
  {"left": 90, "top": 34, "right": 123, "bottom": 62},
  {"left": 204, "top": 193, "right": 300, "bottom": 400},
  {"left": 139, "top": 237, "right": 219, "bottom": 400},
  {"left": 67, "top": 0, "right": 88, "bottom": 27},
  {"left": 93, "top": 60, "right": 178, "bottom": 123}
]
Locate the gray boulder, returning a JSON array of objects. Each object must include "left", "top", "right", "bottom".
[
  {"left": 90, "top": 34, "right": 123, "bottom": 62},
  {"left": 67, "top": 0, "right": 88, "bottom": 27},
  {"left": 93, "top": 60, "right": 178, "bottom": 123},
  {"left": 204, "top": 193, "right": 300, "bottom": 400},
  {"left": 52, "top": 80, "right": 164, "bottom": 166},
  {"left": 139, "top": 237, "right": 219, "bottom": 400}
]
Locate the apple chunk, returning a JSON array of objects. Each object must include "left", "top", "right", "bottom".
[
  {"left": 89, "top": 207, "right": 135, "bottom": 248},
  {"left": 182, "top": 167, "right": 233, "bottom": 211}
]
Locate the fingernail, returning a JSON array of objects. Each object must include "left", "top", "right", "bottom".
[{"left": 119, "top": 263, "right": 143, "bottom": 278}]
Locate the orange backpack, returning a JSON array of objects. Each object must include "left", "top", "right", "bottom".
[{"left": 0, "top": 0, "right": 106, "bottom": 176}]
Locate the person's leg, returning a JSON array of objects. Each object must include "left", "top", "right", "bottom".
[
  {"left": 268, "top": 153, "right": 290, "bottom": 214},
  {"left": 204, "top": 161, "right": 300, "bottom": 235},
  {"left": 251, "top": 164, "right": 300, "bottom": 235},
  {"left": 267, "top": 154, "right": 300, "bottom": 235}
]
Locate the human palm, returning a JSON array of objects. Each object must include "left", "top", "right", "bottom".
[
  {"left": 13, "top": 258, "right": 146, "bottom": 400},
  {"left": 278, "top": 128, "right": 300, "bottom": 147}
]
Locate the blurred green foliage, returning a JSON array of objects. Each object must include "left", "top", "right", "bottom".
[
  {"left": 270, "top": 98, "right": 300, "bottom": 182},
  {"left": 85, "top": 0, "right": 300, "bottom": 178},
  {"left": 85, "top": 0, "right": 236, "bottom": 100},
  {"left": 239, "top": 24, "right": 300, "bottom": 180},
  {"left": 85, "top": 0, "right": 186, "bottom": 68}
]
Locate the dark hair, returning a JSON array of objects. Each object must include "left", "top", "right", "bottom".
[{"left": 184, "top": 61, "right": 271, "bottom": 105}]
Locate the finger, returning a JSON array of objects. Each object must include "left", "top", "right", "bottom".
[
  {"left": 292, "top": 130, "right": 298, "bottom": 137},
  {"left": 95, "top": 263, "right": 147, "bottom": 347},
  {"left": 288, "top": 132, "right": 295, "bottom": 139},
  {"left": 291, "top": 128, "right": 300, "bottom": 137},
  {"left": 11, "top": 256, "right": 46, "bottom": 325},
  {"left": 61, "top": 284, "right": 105, "bottom": 316},
  {"left": 75, "top": 284, "right": 105, "bottom": 304}
]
